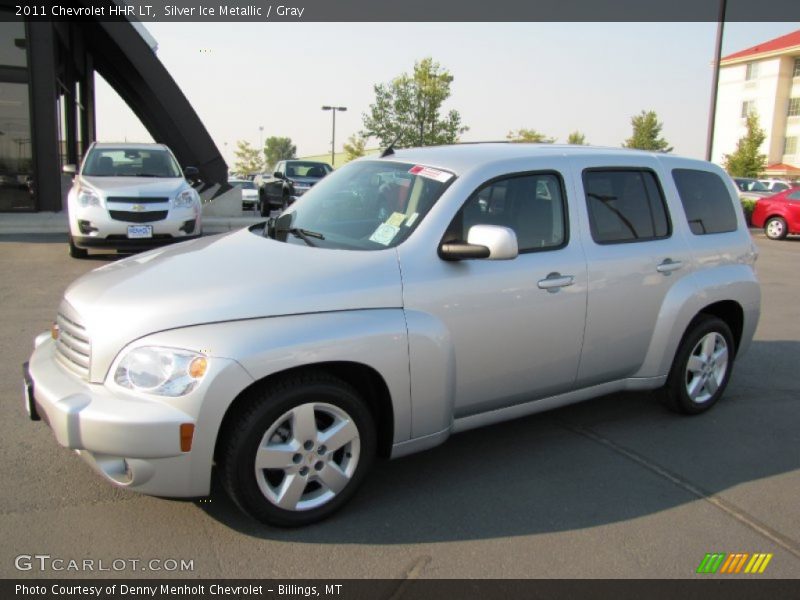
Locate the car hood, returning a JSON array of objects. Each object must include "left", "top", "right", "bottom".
[
  {"left": 62, "top": 227, "right": 403, "bottom": 381},
  {"left": 81, "top": 175, "right": 188, "bottom": 197},
  {"left": 289, "top": 177, "right": 323, "bottom": 184}
]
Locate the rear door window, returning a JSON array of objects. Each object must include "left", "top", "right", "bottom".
[
  {"left": 583, "top": 169, "right": 670, "bottom": 243},
  {"left": 672, "top": 169, "right": 738, "bottom": 235}
]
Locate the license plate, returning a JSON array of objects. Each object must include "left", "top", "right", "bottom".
[{"left": 127, "top": 225, "right": 153, "bottom": 239}]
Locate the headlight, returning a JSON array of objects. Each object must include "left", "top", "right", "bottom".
[
  {"left": 114, "top": 346, "right": 208, "bottom": 396},
  {"left": 77, "top": 187, "right": 100, "bottom": 207},
  {"left": 174, "top": 189, "right": 196, "bottom": 208}
]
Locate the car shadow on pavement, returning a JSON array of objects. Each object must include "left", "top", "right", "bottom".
[{"left": 197, "top": 339, "right": 800, "bottom": 544}]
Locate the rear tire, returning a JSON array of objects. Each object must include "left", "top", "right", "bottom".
[
  {"left": 764, "top": 216, "right": 788, "bottom": 240},
  {"left": 68, "top": 236, "right": 88, "bottom": 259},
  {"left": 660, "top": 316, "right": 734, "bottom": 415},
  {"left": 218, "top": 372, "right": 376, "bottom": 527}
]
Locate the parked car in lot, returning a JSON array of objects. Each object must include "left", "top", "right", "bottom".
[
  {"left": 64, "top": 143, "right": 202, "bottom": 258},
  {"left": 254, "top": 160, "right": 332, "bottom": 215},
  {"left": 733, "top": 177, "right": 771, "bottom": 200},
  {"left": 228, "top": 178, "right": 259, "bottom": 210},
  {"left": 758, "top": 178, "right": 792, "bottom": 193},
  {"left": 751, "top": 187, "right": 800, "bottom": 239},
  {"left": 25, "top": 144, "right": 759, "bottom": 526}
]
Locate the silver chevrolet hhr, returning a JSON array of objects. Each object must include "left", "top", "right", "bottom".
[{"left": 25, "top": 143, "right": 760, "bottom": 526}]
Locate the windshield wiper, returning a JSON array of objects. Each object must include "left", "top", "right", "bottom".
[
  {"left": 132, "top": 173, "right": 161, "bottom": 177},
  {"left": 287, "top": 227, "right": 325, "bottom": 247}
]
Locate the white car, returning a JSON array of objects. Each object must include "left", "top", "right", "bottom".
[
  {"left": 758, "top": 179, "right": 791, "bottom": 193},
  {"left": 228, "top": 178, "right": 259, "bottom": 211},
  {"left": 65, "top": 143, "right": 202, "bottom": 258}
]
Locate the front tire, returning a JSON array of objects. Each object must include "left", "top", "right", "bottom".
[
  {"left": 68, "top": 235, "right": 88, "bottom": 259},
  {"left": 660, "top": 316, "right": 734, "bottom": 415},
  {"left": 219, "top": 372, "right": 376, "bottom": 527},
  {"left": 764, "top": 216, "right": 788, "bottom": 240},
  {"left": 258, "top": 193, "right": 269, "bottom": 217}
]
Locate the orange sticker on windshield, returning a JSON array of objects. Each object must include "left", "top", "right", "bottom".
[{"left": 409, "top": 165, "right": 453, "bottom": 183}]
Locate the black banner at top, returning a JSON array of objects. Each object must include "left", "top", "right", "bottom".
[{"left": 3, "top": 0, "right": 800, "bottom": 22}]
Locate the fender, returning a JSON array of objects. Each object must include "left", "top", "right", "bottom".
[
  {"left": 134, "top": 309, "right": 412, "bottom": 491},
  {"left": 636, "top": 264, "right": 760, "bottom": 378}
]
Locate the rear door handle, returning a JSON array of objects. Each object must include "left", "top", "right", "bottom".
[
  {"left": 656, "top": 258, "right": 683, "bottom": 274},
  {"left": 537, "top": 272, "right": 574, "bottom": 292}
]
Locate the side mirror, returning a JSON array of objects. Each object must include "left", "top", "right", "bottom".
[
  {"left": 439, "top": 225, "right": 518, "bottom": 261},
  {"left": 62, "top": 164, "right": 76, "bottom": 175},
  {"left": 467, "top": 225, "right": 518, "bottom": 260},
  {"left": 183, "top": 166, "right": 200, "bottom": 181},
  {"left": 273, "top": 171, "right": 283, "bottom": 179}
]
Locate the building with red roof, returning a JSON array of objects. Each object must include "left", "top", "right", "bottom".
[{"left": 712, "top": 30, "right": 800, "bottom": 176}]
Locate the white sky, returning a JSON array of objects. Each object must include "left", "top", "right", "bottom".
[{"left": 95, "top": 22, "right": 800, "bottom": 166}]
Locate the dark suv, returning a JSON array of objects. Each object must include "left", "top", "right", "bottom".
[{"left": 255, "top": 160, "right": 332, "bottom": 215}]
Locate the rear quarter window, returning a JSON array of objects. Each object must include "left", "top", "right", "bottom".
[{"left": 672, "top": 169, "right": 738, "bottom": 235}]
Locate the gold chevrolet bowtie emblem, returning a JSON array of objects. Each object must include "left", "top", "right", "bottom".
[{"left": 131, "top": 204, "right": 145, "bottom": 212}]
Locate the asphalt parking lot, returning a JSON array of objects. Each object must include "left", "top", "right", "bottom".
[{"left": 0, "top": 231, "right": 798, "bottom": 579}]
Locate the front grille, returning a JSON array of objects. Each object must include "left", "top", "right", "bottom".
[
  {"left": 55, "top": 312, "right": 90, "bottom": 379},
  {"left": 107, "top": 197, "right": 169, "bottom": 204},
  {"left": 109, "top": 210, "right": 169, "bottom": 223}
]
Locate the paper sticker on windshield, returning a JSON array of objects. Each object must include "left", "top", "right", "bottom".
[
  {"left": 369, "top": 223, "right": 400, "bottom": 246},
  {"left": 405, "top": 212, "right": 419, "bottom": 227},
  {"left": 409, "top": 165, "right": 453, "bottom": 183},
  {"left": 386, "top": 212, "right": 406, "bottom": 227}
]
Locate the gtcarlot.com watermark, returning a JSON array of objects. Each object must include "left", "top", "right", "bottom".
[{"left": 14, "top": 554, "right": 194, "bottom": 573}]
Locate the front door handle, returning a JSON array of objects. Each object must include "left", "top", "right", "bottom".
[
  {"left": 656, "top": 258, "right": 683, "bottom": 274},
  {"left": 538, "top": 272, "right": 574, "bottom": 292}
]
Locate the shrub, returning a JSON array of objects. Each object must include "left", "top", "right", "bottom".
[{"left": 740, "top": 197, "right": 758, "bottom": 225}]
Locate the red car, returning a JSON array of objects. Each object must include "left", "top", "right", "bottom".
[{"left": 751, "top": 187, "right": 800, "bottom": 240}]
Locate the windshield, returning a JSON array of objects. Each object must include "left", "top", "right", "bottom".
[
  {"left": 737, "top": 179, "right": 768, "bottom": 192},
  {"left": 82, "top": 147, "right": 183, "bottom": 178},
  {"left": 230, "top": 180, "right": 255, "bottom": 189},
  {"left": 284, "top": 162, "right": 332, "bottom": 178},
  {"left": 273, "top": 160, "right": 454, "bottom": 250}
]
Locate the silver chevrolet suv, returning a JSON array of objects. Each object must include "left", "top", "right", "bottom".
[{"left": 24, "top": 144, "right": 760, "bottom": 527}]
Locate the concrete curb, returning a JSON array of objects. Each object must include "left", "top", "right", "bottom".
[{"left": 0, "top": 212, "right": 266, "bottom": 235}]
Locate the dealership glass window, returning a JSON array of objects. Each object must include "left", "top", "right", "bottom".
[
  {"left": 788, "top": 98, "right": 800, "bottom": 117},
  {"left": 0, "top": 19, "right": 27, "bottom": 68},
  {"left": 583, "top": 169, "right": 670, "bottom": 244},
  {"left": 794, "top": 58, "right": 800, "bottom": 78},
  {"left": 672, "top": 169, "right": 738, "bottom": 235},
  {"left": 0, "top": 82, "right": 34, "bottom": 211},
  {"left": 745, "top": 62, "right": 758, "bottom": 80},
  {"left": 741, "top": 100, "right": 755, "bottom": 118},
  {"left": 785, "top": 136, "right": 798, "bottom": 156}
]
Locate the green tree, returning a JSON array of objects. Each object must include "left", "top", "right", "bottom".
[
  {"left": 343, "top": 133, "right": 367, "bottom": 163},
  {"left": 506, "top": 128, "right": 555, "bottom": 143},
  {"left": 232, "top": 140, "right": 263, "bottom": 176},
  {"left": 361, "top": 57, "right": 468, "bottom": 148},
  {"left": 723, "top": 112, "right": 767, "bottom": 178},
  {"left": 622, "top": 110, "right": 672, "bottom": 152},
  {"left": 567, "top": 131, "right": 588, "bottom": 145},
  {"left": 263, "top": 136, "right": 297, "bottom": 170}
]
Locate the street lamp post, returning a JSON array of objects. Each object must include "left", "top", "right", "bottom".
[
  {"left": 258, "top": 126, "right": 264, "bottom": 150},
  {"left": 322, "top": 105, "right": 347, "bottom": 167}
]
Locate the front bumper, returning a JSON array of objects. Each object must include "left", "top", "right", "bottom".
[{"left": 24, "top": 337, "right": 249, "bottom": 497}]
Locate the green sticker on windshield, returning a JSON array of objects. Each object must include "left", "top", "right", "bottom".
[{"left": 369, "top": 223, "right": 400, "bottom": 246}]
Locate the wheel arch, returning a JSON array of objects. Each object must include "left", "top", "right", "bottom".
[
  {"left": 695, "top": 300, "right": 744, "bottom": 356},
  {"left": 214, "top": 361, "right": 395, "bottom": 463}
]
